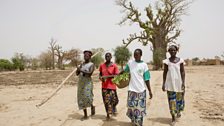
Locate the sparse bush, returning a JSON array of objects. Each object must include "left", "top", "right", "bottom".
[{"left": 0, "top": 59, "right": 14, "bottom": 71}]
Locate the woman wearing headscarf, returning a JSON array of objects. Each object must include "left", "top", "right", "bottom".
[
  {"left": 162, "top": 42, "right": 185, "bottom": 125},
  {"left": 99, "top": 52, "right": 119, "bottom": 120},
  {"left": 76, "top": 50, "right": 95, "bottom": 120}
]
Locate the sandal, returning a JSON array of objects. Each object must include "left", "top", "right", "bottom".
[{"left": 91, "top": 106, "right": 95, "bottom": 115}]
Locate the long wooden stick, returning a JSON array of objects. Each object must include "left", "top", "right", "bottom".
[
  {"left": 36, "top": 69, "right": 76, "bottom": 107},
  {"left": 36, "top": 50, "right": 104, "bottom": 108}
]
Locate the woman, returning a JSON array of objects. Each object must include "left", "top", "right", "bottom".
[
  {"left": 99, "top": 52, "right": 119, "bottom": 120},
  {"left": 122, "top": 49, "right": 153, "bottom": 126},
  {"left": 76, "top": 50, "right": 95, "bottom": 120},
  {"left": 162, "top": 42, "right": 185, "bottom": 125}
]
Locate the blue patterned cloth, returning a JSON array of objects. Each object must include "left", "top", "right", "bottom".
[{"left": 126, "top": 90, "right": 146, "bottom": 126}]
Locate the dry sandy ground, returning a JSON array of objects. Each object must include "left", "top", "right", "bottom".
[{"left": 0, "top": 66, "right": 223, "bottom": 126}]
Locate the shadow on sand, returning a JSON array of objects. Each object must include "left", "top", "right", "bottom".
[
  {"left": 101, "top": 119, "right": 131, "bottom": 126},
  {"left": 59, "top": 112, "right": 83, "bottom": 126},
  {"left": 60, "top": 113, "right": 131, "bottom": 126},
  {"left": 148, "top": 117, "right": 171, "bottom": 125},
  {"left": 91, "top": 114, "right": 131, "bottom": 126}
]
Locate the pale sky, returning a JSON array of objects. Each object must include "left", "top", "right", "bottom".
[{"left": 0, "top": 0, "right": 224, "bottom": 62}]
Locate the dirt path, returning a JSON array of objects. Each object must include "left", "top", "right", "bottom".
[{"left": 0, "top": 66, "right": 223, "bottom": 126}]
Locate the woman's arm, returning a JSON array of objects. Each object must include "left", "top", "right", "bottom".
[
  {"left": 80, "top": 64, "right": 95, "bottom": 77},
  {"left": 162, "top": 64, "right": 168, "bottom": 91},
  {"left": 180, "top": 63, "right": 185, "bottom": 90},
  {"left": 145, "top": 80, "right": 153, "bottom": 99},
  {"left": 99, "top": 66, "right": 105, "bottom": 82},
  {"left": 118, "top": 64, "right": 129, "bottom": 75}
]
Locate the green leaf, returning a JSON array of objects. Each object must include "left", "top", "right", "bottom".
[{"left": 112, "top": 72, "right": 129, "bottom": 84}]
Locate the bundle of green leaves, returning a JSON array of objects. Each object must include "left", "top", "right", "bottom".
[{"left": 112, "top": 72, "right": 129, "bottom": 84}]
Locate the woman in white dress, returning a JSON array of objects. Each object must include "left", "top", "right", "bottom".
[{"left": 162, "top": 43, "right": 185, "bottom": 125}]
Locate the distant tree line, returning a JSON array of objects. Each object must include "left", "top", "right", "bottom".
[
  {"left": 190, "top": 55, "right": 224, "bottom": 66},
  {"left": 0, "top": 39, "right": 132, "bottom": 72}
]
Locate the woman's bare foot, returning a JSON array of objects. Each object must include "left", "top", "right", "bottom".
[
  {"left": 80, "top": 116, "right": 89, "bottom": 121},
  {"left": 171, "top": 121, "right": 176, "bottom": 126},
  {"left": 91, "top": 106, "right": 95, "bottom": 115},
  {"left": 177, "top": 112, "right": 181, "bottom": 118},
  {"left": 106, "top": 114, "right": 110, "bottom": 121},
  {"left": 171, "top": 115, "right": 176, "bottom": 126}
]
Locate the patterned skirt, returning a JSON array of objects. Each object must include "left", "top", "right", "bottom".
[
  {"left": 102, "top": 88, "right": 119, "bottom": 114},
  {"left": 77, "top": 76, "right": 93, "bottom": 110},
  {"left": 126, "top": 90, "right": 146, "bottom": 126},
  {"left": 167, "top": 91, "right": 185, "bottom": 116}
]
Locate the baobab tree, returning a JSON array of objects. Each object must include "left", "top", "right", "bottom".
[
  {"left": 116, "top": 0, "right": 191, "bottom": 70},
  {"left": 48, "top": 38, "right": 57, "bottom": 69},
  {"left": 54, "top": 45, "right": 66, "bottom": 70}
]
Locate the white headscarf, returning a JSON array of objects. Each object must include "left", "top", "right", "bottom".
[{"left": 167, "top": 42, "right": 180, "bottom": 51}]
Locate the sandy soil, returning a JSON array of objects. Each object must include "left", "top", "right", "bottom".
[{"left": 0, "top": 66, "right": 223, "bottom": 126}]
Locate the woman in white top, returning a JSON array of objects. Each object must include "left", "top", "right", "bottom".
[
  {"left": 162, "top": 43, "right": 185, "bottom": 125},
  {"left": 123, "top": 49, "right": 153, "bottom": 126}
]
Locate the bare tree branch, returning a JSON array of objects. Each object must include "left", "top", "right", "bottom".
[{"left": 116, "top": 0, "right": 191, "bottom": 69}]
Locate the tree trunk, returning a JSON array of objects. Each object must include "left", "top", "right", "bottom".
[
  {"left": 58, "top": 58, "right": 62, "bottom": 69},
  {"left": 121, "top": 63, "right": 124, "bottom": 70},
  {"left": 152, "top": 47, "right": 166, "bottom": 70},
  {"left": 52, "top": 51, "right": 55, "bottom": 69},
  {"left": 57, "top": 56, "right": 65, "bottom": 70}
]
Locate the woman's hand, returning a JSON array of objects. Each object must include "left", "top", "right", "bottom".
[
  {"left": 76, "top": 64, "right": 82, "bottom": 72},
  {"left": 162, "top": 84, "right": 166, "bottom": 92},
  {"left": 76, "top": 65, "right": 81, "bottom": 75},
  {"left": 182, "top": 83, "right": 185, "bottom": 91},
  {"left": 118, "top": 70, "right": 124, "bottom": 75},
  {"left": 99, "top": 76, "right": 105, "bottom": 82},
  {"left": 99, "top": 72, "right": 105, "bottom": 82},
  {"left": 149, "top": 92, "right": 153, "bottom": 99},
  {"left": 76, "top": 67, "right": 80, "bottom": 72}
]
